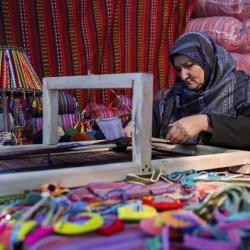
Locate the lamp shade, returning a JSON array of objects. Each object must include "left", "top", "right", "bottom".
[{"left": 0, "top": 47, "right": 42, "bottom": 91}]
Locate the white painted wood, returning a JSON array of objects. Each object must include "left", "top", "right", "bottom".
[
  {"left": 152, "top": 142, "right": 237, "bottom": 156},
  {"left": 151, "top": 150, "right": 250, "bottom": 173},
  {"left": 42, "top": 79, "right": 59, "bottom": 144},
  {"left": 1, "top": 150, "right": 250, "bottom": 195},
  {"left": 0, "top": 162, "right": 139, "bottom": 195},
  {"left": 44, "top": 73, "right": 141, "bottom": 90},
  {"left": 132, "top": 74, "right": 153, "bottom": 172}
]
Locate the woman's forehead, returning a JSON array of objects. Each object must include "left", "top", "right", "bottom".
[{"left": 173, "top": 55, "right": 194, "bottom": 66}]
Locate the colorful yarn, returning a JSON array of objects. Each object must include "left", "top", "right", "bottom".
[
  {"left": 24, "top": 225, "right": 53, "bottom": 245},
  {"left": 97, "top": 216, "right": 124, "bottom": 235},
  {"left": 54, "top": 212, "right": 103, "bottom": 235},
  {"left": 0, "top": 192, "right": 29, "bottom": 205}
]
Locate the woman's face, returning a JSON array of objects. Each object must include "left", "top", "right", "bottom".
[{"left": 173, "top": 55, "right": 205, "bottom": 90}]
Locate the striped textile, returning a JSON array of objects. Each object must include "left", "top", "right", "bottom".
[
  {"left": 0, "top": 150, "right": 133, "bottom": 171},
  {"left": 30, "top": 113, "right": 78, "bottom": 132},
  {"left": 0, "top": 0, "right": 195, "bottom": 107},
  {"left": 87, "top": 181, "right": 179, "bottom": 199}
]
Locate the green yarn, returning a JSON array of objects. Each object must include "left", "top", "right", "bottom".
[{"left": 64, "top": 128, "right": 79, "bottom": 137}]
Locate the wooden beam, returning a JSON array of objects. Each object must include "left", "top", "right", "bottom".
[
  {"left": 1, "top": 149, "right": 250, "bottom": 195},
  {"left": 42, "top": 73, "right": 153, "bottom": 173},
  {"left": 44, "top": 73, "right": 144, "bottom": 90},
  {"left": 152, "top": 142, "right": 237, "bottom": 155},
  {"left": 132, "top": 75, "right": 153, "bottom": 172},
  {"left": 0, "top": 162, "right": 139, "bottom": 195},
  {"left": 151, "top": 150, "right": 250, "bottom": 173},
  {"left": 42, "top": 80, "right": 58, "bottom": 144}
]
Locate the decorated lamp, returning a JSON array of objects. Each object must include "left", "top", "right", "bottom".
[
  {"left": 0, "top": 46, "right": 42, "bottom": 139},
  {"left": 0, "top": 46, "right": 42, "bottom": 90}
]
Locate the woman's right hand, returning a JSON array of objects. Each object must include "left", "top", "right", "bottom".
[
  {"left": 166, "top": 115, "right": 211, "bottom": 144},
  {"left": 124, "top": 121, "right": 133, "bottom": 138}
]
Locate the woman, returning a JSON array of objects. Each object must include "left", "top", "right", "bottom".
[{"left": 125, "top": 32, "right": 250, "bottom": 149}]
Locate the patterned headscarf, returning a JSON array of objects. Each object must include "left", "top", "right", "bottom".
[{"left": 168, "top": 31, "right": 250, "bottom": 119}]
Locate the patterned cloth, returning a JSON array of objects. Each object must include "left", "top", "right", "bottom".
[
  {"left": 0, "top": 0, "right": 195, "bottom": 107},
  {"left": 194, "top": 0, "right": 250, "bottom": 21},
  {"left": 185, "top": 16, "right": 246, "bottom": 52}
]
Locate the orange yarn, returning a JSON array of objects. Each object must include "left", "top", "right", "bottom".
[{"left": 70, "top": 133, "right": 93, "bottom": 141}]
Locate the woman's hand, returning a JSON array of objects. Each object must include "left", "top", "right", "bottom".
[
  {"left": 124, "top": 121, "right": 133, "bottom": 138},
  {"left": 166, "top": 114, "right": 212, "bottom": 144}
]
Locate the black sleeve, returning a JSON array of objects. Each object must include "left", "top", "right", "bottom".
[
  {"left": 204, "top": 112, "right": 250, "bottom": 149},
  {"left": 152, "top": 101, "right": 161, "bottom": 138}
]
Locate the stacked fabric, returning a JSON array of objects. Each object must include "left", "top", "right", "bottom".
[
  {"left": 84, "top": 94, "right": 131, "bottom": 121},
  {"left": 185, "top": 0, "right": 250, "bottom": 75},
  {"left": 30, "top": 91, "right": 79, "bottom": 134}
]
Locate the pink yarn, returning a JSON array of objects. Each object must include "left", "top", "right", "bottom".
[
  {"left": 24, "top": 225, "right": 53, "bottom": 245},
  {"left": 0, "top": 223, "right": 7, "bottom": 235}
]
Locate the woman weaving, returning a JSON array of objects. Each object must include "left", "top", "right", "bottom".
[{"left": 125, "top": 32, "right": 250, "bottom": 149}]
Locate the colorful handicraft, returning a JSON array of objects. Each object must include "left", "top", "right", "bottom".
[
  {"left": 118, "top": 200, "right": 158, "bottom": 221},
  {"left": 0, "top": 47, "right": 42, "bottom": 90}
]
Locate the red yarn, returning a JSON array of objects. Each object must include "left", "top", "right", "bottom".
[{"left": 97, "top": 218, "right": 124, "bottom": 235}]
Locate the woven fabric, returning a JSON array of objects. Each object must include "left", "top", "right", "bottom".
[
  {"left": 238, "top": 19, "right": 250, "bottom": 53},
  {"left": 0, "top": 0, "right": 194, "bottom": 107},
  {"left": 87, "top": 181, "right": 176, "bottom": 199},
  {"left": 185, "top": 17, "right": 246, "bottom": 52},
  {"left": 0, "top": 150, "right": 132, "bottom": 171},
  {"left": 194, "top": 0, "right": 250, "bottom": 21},
  {"left": 58, "top": 91, "right": 77, "bottom": 114},
  {"left": 30, "top": 113, "right": 78, "bottom": 133}
]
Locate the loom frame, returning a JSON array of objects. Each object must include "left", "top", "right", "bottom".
[{"left": 0, "top": 73, "right": 250, "bottom": 195}]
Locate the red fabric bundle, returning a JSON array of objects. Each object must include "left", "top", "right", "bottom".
[
  {"left": 112, "top": 108, "right": 130, "bottom": 117},
  {"left": 113, "top": 95, "right": 132, "bottom": 110},
  {"left": 185, "top": 16, "right": 246, "bottom": 51},
  {"left": 112, "top": 108, "right": 131, "bottom": 123},
  {"left": 186, "top": 16, "right": 246, "bottom": 51},
  {"left": 231, "top": 52, "right": 250, "bottom": 75},
  {"left": 92, "top": 108, "right": 114, "bottom": 119},
  {"left": 194, "top": 0, "right": 250, "bottom": 21},
  {"left": 238, "top": 19, "right": 250, "bottom": 53},
  {"left": 84, "top": 103, "right": 107, "bottom": 118},
  {"left": 112, "top": 108, "right": 131, "bottom": 122}
]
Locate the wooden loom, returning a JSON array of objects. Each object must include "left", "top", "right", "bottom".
[{"left": 0, "top": 73, "right": 250, "bottom": 195}]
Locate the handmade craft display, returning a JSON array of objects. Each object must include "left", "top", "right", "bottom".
[
  {"left": 0, "top": 46, "right": 42, "bottom": 144},
  {"left": 0, "top": 170, "right": 249, "bottom": 250}
]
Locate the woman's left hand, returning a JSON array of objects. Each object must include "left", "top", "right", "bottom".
[{"left": 166, "top": 115, "right": 209, "bottom": 144}]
